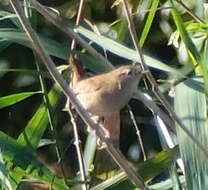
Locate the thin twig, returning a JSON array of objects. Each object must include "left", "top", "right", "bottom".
[
  {"left": 9, "top": 1, "right": 148, "bottom": 189},
  {"left": 83, "top": 19, "right": 109, "bottom": 60},
  {"left": 70, "top": 0, "right": 85, "bottom": 50},
  {"left": 67, "top": 108, "right": 88, "bottom": 190},
  {"left": 121, "top": 0, "right": 208, "bottom": 157},
  {"left": 127, "top": 105, "right": 147, "bottom": 161},
  {"left": 67, "top": 1, "right": 88, "bottom": 189},
  {"left": 174, "top": 0, "right": 205, "bottom": 24}
]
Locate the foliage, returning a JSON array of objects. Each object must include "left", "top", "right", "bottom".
[{"left": 0, "top": 0, "right": 208, "bottom": 189}]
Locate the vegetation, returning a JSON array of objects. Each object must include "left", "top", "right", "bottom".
[{"left": 0, "top": 0, "right": 208, "bottom": 189}]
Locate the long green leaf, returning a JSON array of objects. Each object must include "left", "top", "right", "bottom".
[
  {"left": 0, "top": 10, "right": 19, "bottom": 27},
  {"left": 174, "top": 77, "right": 208, "bottom": 190},
  {"left": 17, "top": 85, "right": 62, "bottom": 149},
  {"left": 92, "top": 147, "right": 179, "bottom": 190},
  {"left": 0, "top": 131, "right": 69, "bottom": 190},
  {"left": 170, "top": 1, "right": 201, "bottom": 62},
  {"left": 0, "top": 39, "right": 11, "bottom": 53},
  {"left": 0, "top": 29, "right": 69, "bottom": 60},
  {"left": 75, "top": 26, "right": 177, "bottom": 73},
  {"left": 139, "top": 0, "right": 160, "bottom": 47},
  {"left": 148, "top": 175, "right": 185, "bottom": 190},
  {"left": 0, "top": 28, "right": 111, "bottom": 73},
  {"left": 0, "top": 91, "right": 40, "bottom": 109}
]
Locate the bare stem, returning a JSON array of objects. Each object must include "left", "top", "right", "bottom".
[
  {"left": 70, "top": 0, "right": 85, "bottom": 50},
  {"left": 127, "top": 105, "right": 147, "bottom": 161},
  {"left": 68, "top": 108, "right": 88, "bottom": 190},
  {"left": 68, "top": 1, "right": 88, "bottom": 189}
]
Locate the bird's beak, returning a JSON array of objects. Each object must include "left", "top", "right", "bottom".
[
  {"left": 141, "top": 70, "right": 149, "bottom": 74},
  {"left": 134, "top": 65, "right": 149, "bottom": 75}
]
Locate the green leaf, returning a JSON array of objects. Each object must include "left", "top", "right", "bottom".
[
  {"left": 139, "top": 0, "right": 160, "bottom": 47},
  {"left": 78, "top": 52, "right": 110, "bottom": 73},
  {"left": 0, "top": 28, "right": 69, "bottom": 60},
  {"left": 0, "top": 10, "right": 19, "bottom": 27},
  {"left": 111, "top": 20, "right": 128, "bottom": 42},
  {"left": 0, "top": 131, "right": 69, "bottom": 190},
  {"left": 84, "top": 132, "right": 97, "bottom": 172},
  {"left": 17, "top": 85, "right": 62, "bottom": 149},
  {"left": 0, "top": 91, "right": 40, "bottom": 109},
  {"left": 174, "top": 77, "right": 208, "bottom": 190},
  {"left": 92, "top": 147, "right": 179, "bottom": 190},
  {"left": 0, "top": 60, "right": 10, "bottom": 78},
  {"left": 0, "top": 28, "right": 111, "bottom": 73},
  {"left": 0, "top": 39, "right": 11, "bottom": 52},
  {"left": 148, "top": 175, "right": 185, "bottom": 190},
  {"left": 38, "top": 138, "right": 56, "bottom": 148},
  {"left": 75, "top": 26, "right": 177, "bottom": 73},
  {"left": 170, "top": 1, "right": 201, "bottom": 63},
  {"left": 0, "top": 150, "right": 13, "bottom": 190}
]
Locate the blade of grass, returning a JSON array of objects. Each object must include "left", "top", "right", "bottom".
[
  {"left": 92, "top": 147, "right": 179, "bottom": 190},
  {"left": 0, "top": 29, "right": 69, "bottom": 60},
  {"left": 83, "top": 132, "right": 97, "bottom": 172},
  {"left": 201, "top": 39, "right": 208, "bottom": 94},
  {"left": 0, "top": 28, "right": 110, "bottom": 72},
  {"left": 148, "top": 175, "right": 185, "bottom": 190},
  {"left": 139, "top": 0, "right": 160, "bottom": 47},
  {"left": 76, "top": 26, "right": 177, "bottom": 73},
  {"left": 0, "top": 10, "right": 19, "bottom": 27},
  {"left": 0, "top": 91, "right": 41, "bottom": 109},
  {"left": 17, "top": 85, "right": 62, "bottom": 149},
  {"left": 170, "top": 0, "right": 201, "bottom": 63},
  {"left": 0, "top": 39, "right": 11, "bottom": 52},
  {"left": 0, "top": 131, "right": 69, "bottom": 190},
  {"left": 174, "top": 77, "right": 208, "bottom": 190}
]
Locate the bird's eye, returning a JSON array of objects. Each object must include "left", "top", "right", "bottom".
[
  {"left": 118, "top": 68, "right": 134, "bottom": 78},
  {"left": 126, "top": 69, "right": 133, "bottom": 76}
]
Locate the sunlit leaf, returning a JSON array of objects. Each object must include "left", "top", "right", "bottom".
[
  {"left": 0, "top": 91, "right": 41, "bottom": 109},
  {"left": 174, "top": 77, "right": 208, "bottom": 190},
  {"left": 75, "top": 26, "right": 178, "bottom": 73},
  {"left": 17, "top": 85, "right": 62, "bottom": 149},
  {"left": 139, "top": 0, "right": 160, "bottom": 47}
]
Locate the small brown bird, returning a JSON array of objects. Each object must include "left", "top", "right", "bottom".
[{"left": 73, "top": 65, "right": 142, "bottom": 145}]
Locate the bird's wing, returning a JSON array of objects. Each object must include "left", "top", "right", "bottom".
[{"left": 73, "top": 77, "right": 103, "bottom": 94}]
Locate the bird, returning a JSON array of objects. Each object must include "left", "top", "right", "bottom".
[{"left": 72, "top": 65, "right": 142, "bottom": 146}]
